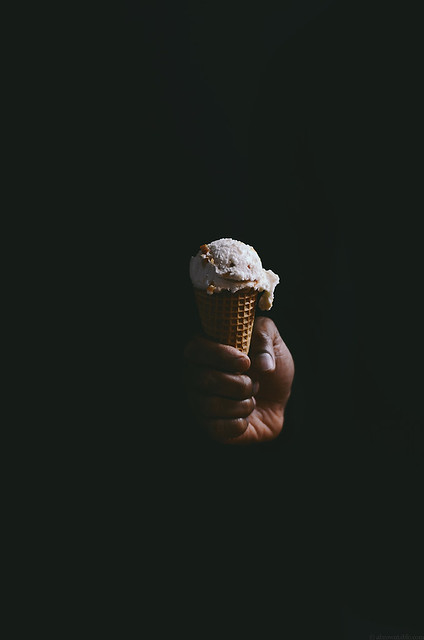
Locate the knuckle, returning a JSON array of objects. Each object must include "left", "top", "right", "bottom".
[
  {"left": 253, "top": 317, "right": 276, "bottom": 346},
  {"left": 256, "top": 316, "right": 275, "bottom": 332},
  {"left": 238, "top": 397, "right": 255, "bottom": 418},
  {"left": 231, "top": 417, "right": 249, "bottom": 437},
  {"left": 200, "top": 396, "right": 254, "bottom": 420},
  {"left": 238, "top": 374, "right": 253, "bottom": 399},
  {"left": 208, "top": 418, "right": 249, "bottom": 442},
  {"left": 222, "top": 397, "right": 254, "bottom": 419},
  {"left": 257, "top": 328, "right": 272, "bottom": 346}
]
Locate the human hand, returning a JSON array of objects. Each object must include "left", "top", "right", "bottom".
[{"left": 183, "top": 317, "right": 294, "bottom": 444}]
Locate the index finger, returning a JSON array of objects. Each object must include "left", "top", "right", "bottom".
[{"left": 184, "top": 335, "right": 251, "bottom": 373}]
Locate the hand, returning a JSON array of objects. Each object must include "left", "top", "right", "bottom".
[{"left": 184, "top": 317, "right": 294, "bottom": 444}]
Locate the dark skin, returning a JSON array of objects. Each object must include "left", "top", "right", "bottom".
[{"left": 184, "top": 316, "right": 294, "bottom": 444}]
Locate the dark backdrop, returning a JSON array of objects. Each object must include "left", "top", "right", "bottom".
[{"left": 96, "top": 2, "right": 424, "bottom": 637}]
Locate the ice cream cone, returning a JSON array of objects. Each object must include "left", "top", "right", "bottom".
[
  {"left": 190, "top": 238, "right": 279, "bottom": 352},
  {"left": 194, "top": 287, "right": 258, "bottom": 354}
]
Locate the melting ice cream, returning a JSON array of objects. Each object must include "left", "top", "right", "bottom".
[{"left": 189, "top": 238, "right": 279, "bottom": 310}]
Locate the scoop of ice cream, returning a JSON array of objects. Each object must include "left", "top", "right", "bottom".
[{"left": 189, "top": 238, "right": 279, "bottom": 310}]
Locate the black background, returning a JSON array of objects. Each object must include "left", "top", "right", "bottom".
[{"left": 81, "top": 2, "right": 424, "bottom": 637}]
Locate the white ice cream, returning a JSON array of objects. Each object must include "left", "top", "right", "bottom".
[{"left": 189, "top": 238, "right": 279, "bottom": 310}]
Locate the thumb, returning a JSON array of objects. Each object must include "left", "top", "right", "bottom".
[{"left": 249, "top": 317, "right": 276, "bottom": 374}]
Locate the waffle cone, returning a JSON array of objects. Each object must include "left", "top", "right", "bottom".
[{"left": 194, "top": 288, "right": 258, "bottom": 354}]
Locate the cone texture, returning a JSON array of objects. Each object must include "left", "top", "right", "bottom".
[{"left": 194, "top": 288, "right": 258, "bottom": 354}]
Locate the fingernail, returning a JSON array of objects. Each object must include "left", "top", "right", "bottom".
[
  {"left": 252, "top": 381, "right": 260, "bottom": 395},
  {"left": 256, "top": 352, "right": 274, "bottom": 372}
]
